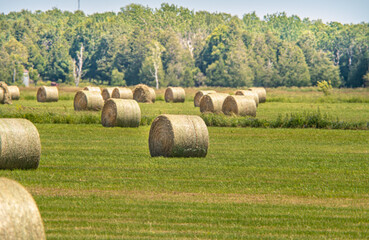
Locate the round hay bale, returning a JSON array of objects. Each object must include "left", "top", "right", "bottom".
[
  {"left": 133, "top": 84, "right": 156, "bottom": 103},
  {"left": 0, "top": 177, "right": 46, "bottom": 240},
  {"left": 74, "top": 90, "right": 104, "bottom": 111},
  {"left": 235, "top": 90, "right": 259, "bottom": 107},
  {"left": 164, "top": 87, "right": 185, "bottom": 103},
  {"left": 37, "top": 86, "right": 58, "bottom": 102},
  {"left": 112, "top": 87, "right": 133, "bottom": 99},
  {"left": 0, "top": 119, "right": 41, "bottom": 170},
  {"left": 248, "top": 87, "right": 266, "bottom": 103},
  {"left": 83, "top": 86, "right": 101, "bottom": 93},
  {"left": 101, "top": 99, "right": 141, "bottom": 127},
  {"left": 101, "top": 87, "right": 115, "bottom": 101},
  {"left": 149, "top": 114, "right": 209, "bottom": 158},
  {"left": 199, "top": 93, "right": 229, "bottom": 113},
  {"left": 222, "top": 95, "right": 257, "bottom": 117},
  {"left": 0, "top": 81, "right": 12, "bottom": 104},
  {"left": 194, "top": 90, "right": 216, "bottom": 107},
  {"left": 7, "top": 86, "right": 20, "bottom": 100}
]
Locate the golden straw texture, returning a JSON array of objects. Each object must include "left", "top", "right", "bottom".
[
  {"left": 0, "top": 119, "right": 41, "bottom": 170},
  {"left": 111, "top": 87, "right": 133, "bottom": 99},
  {"left": 222, "top": 95, "right": 257, "bottom": 117},
  {"left": 101, "top": 99, "right": 141, "bottom": 127},
  {"left": 235, "top": 90, "right": 259, "bottom": 107},
  {"left": 74, "top": 90, "right": 104, "bottom": 111},
  {"left": 7, "top": 86, "right": 20, "bottom": 100},
  {"left": 102, "top": 88, "right": 115, "bottom": 101},
  {"left": 149, "top": 114, "right": 209, "bottom": 157},
  {"left": 0, "top": 178, "right": 46, "bottom": 240},
  {"left": 0, "top": 81, "right": 12, "bottom": 104},
  {"left": 164, "top": 87, "right": 186, "bottom": 103},
  {"left": 83, "top": 86, "right": 101, "bottom": 93},
  {"left": 194, "top": 90, "right": 216, "bottom": 107},
  {"left": 199, "top": 93, "right": 229, "bottom": 113},
  {"left": 37, "top": 86, "right": 59, "bottom": 102},
  {"left": 248, "top": 87, "right": 266, "bottom": 103},
  {"left": 133, "top": 84, "right": 156, "bottom": 103}
]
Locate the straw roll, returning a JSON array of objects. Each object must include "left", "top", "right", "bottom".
[
  {"left": 235, "top": 90, "right": 259, "bottom": 107},
  {"left": 194, "top": 90, "right": 216, "bottom": 107},
  {"left": 0, "top": 177, "right": 46, "bottom": 240},
  {"left": 101, "top": 99, "right": 141, "bottom": 127},
  {"left": 164, "top": 87, "right": 185, "bottom": 103},
  {"left": 149, "top": 114, "right": 209, "bottom": 158},
  {"left": 37, "top": 86, "right": 58, "bottom": 102},
  {"left": 0, "top": 119, "right": 41, "bottom": 170},
  {"left": 248, "top": 87, "right": 266, "bottom": 103},
  {"left": 112, "top": 87, "right": 133, "bottom": 99},
  {"left": 101, "top": 87, "right": 115, "bottom": 101},
  {"left": 7, "top": 86, "right": 20, "bottom": 100},
  {"left": 0, "top": 82, "right": 12, "bottom": 104},
  {"left": 222, "top": 95, "right": 257, "bottom": 117},
  {"left": 83, "top": 86, "right": 101, "bottom": 93},
  {"left": 74, "top": 90, "right": 104, "bottom": 111},
  {"left": 133, "top": 84, "right": 156, "bottom": 103},
  {"left": 199, "top": 93, "right": 229, "bottom": 113}
]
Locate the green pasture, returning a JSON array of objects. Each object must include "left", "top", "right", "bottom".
[
  {"left": 0, "top": 125, "right": 368, "bottom": 239},
  {"left": 0, "top": 87, "right": 368, "bottom": 239}
]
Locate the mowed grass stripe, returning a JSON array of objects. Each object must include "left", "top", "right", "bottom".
[{"left": 36, "top": 196, "right": 369, "bottom": 239}]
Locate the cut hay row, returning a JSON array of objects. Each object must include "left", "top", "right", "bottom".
[
  {"left": 37, "top": 86, "right": 58, "bottom": 102},
  {"left": 74, "top": 90, "right": 104, "bottom": 111},
  {"left": 194, "top": 90, "right": 216, "bottom": 107},
  {"left": 101, "top": 87, "right": 115, "bottom": 101},
  {"left": 133, "top": 84, "right": 156, "bottom": 103},
  {"left": 0, "top": 119, "right": 41, "bottom": 170},
  {"left": 235, "top": 90, "right": 259, "bottom": 107},
  {"left": 83, "top": 86, "right": 101, "bottom": 93},
  {"left": 7, "top": 86, "right": 20, "bottom": 100},
  {"left": 222, "top": 95, "right": 257, "bottom": 117},
  {"left": 112, "top": 87, "right": 133, "bottom": 99},
  {"left": 165, "top": 87, "right": 185, "bottom": 103},
  {"left": 0, "top": 177, "right": 46, "bottom": 239},
  {"left": 101, "top": 99, "right": 141, "bottom": 127},
  {"left": 0, "top": 82, "right": 11, "bottom": 104},
  {"left": 149, "top": 114, "right": 208, "bottom": 157},
  {"left": 199, "top": 93, "right": 229, "bottom": 113},
  {"left": 248, "top": 87, "right": 266, "bottom": 103}
]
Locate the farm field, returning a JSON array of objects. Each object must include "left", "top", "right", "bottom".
[{"left": 0, "top": 87, "right": 369, "bottom": 239}]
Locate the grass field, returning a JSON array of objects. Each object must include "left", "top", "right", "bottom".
[{"left": 0, "top": 87, "right": 369, "bottom": 239}]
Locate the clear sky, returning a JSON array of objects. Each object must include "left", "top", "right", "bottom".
[{"left": 1, "top": 0, "right": 368, "bottom": 24}]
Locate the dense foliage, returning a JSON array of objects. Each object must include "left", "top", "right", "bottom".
[{"left": 1, "top": 4, "right": 368, "bottom": 88}]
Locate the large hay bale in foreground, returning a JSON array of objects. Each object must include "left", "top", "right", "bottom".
[
  {"left": 0, "top": 177, "right": 46, "bottom": 239},
  {"left": 101, "top": 87, "right": 115, "bottom": 101},
  {"left": 112, "top": 87, "right": 133, "bottom": 99},
  {"left": 37, "top": 86, "right": 58, "bottom": 102},
  {"left": 222, "top": 95, "right": 257, "bottom": 117},
  {"left": 0, "top": 119, "right": 41, "bottom": 170},
  {"left": 133, "top": 84, "right": 156, "bottom": 103},
  {"left": 165, "top": 87, "right": 185, "bottom": 103},
  {"left": 83, "top": 86, "right": 101, "bottom": 93},
  {"left": 149, "top": 114, "right": 209, "bottom": 157},
  {"left": 0, "top": 81, "right": 12, "bottom": 104},
  {"left": 235, "top": 90, "right": 259, "bottom": 107},
  {"left": 199, "top": 93, "right": 229, "bottom": 113},
  {"left": 8, "top": 86, "right": 20, "bottom": 100},
  {"left": 74, "top": 90, "right": 104, "bottom": 111},
  {"left": 194, "top": 90, "right": 216, "bottom": 107},
  {"left": 101, "top": 99, "right": 141, "bottom": 127},
  {"left": 248, "top": 87, "right": 266, "bottom": 103}
]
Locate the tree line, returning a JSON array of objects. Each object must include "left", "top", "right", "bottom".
[{"left": 0, "top": 4, "right": 368, "bottom": 88}]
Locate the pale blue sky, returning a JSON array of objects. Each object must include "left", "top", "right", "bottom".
[{"left": 0, "top": 0, "right": 368, "bottom": 24}]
